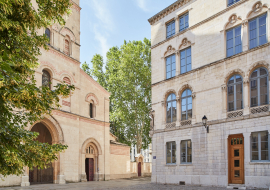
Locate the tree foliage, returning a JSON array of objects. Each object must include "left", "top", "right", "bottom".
[
  {"left": 0, "top": 0, "right": 74, "bottom": 176},
  {"left": 83, "top": 39, "right": 151, "bottom": 152}
]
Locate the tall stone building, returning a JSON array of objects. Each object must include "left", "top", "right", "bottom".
[
  {"left": 149, "top": 0, "right": 270, "bottom": 188},
  {"left": 0, "top": 0, "right": 113, "bottom": 187}
]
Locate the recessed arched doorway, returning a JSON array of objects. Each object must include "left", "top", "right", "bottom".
[
  {"left": 138, "top": 162, "right": 141, "bottom": 177},
  {"left": 85, "top": 145, "right": 97, "bottom": 181},
  {"left": 29, "top": 123, "right": 53, "bottom": 184}
]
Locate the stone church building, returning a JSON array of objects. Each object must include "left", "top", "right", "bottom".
[
  {"left": 0, "top": 0, "right": 151, "bottom": 187},
  {"left": 149, "top": 0, "right": 270, "bottom": 189}
]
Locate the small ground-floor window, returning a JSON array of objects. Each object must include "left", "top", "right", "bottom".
[
  {"left": 166, "top": 141, "right": 176, "bottom": 164},
  {"left": 181, "top": 140, "right": 192, "bottom": 164},
  {"left": 251, "top": 131, "right": 269, "bottom": 161}
]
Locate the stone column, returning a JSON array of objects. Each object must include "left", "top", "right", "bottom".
[
  {"left": 176, "top": 51, "right": 180, "bottom": 75},
  {"left": 242, "top": 20, "right": 249, "bottom": 52},
  {"left": 161, "top": 101, "right": 165, "bottom": 125},
  {"left": 221, "top": 84, "right": 227, "bottom": 119},
  {"left": 57, "top": 152, "right": 66, "bottom": 184},
  {"left": 81, "top": 154, "right": 87, "bottom": 182},
  {"left": 21, "top": 167, "right": 30, "bottom": 187},
  {"left": 243, "top": 78, "right": 250, "bottom": 115},
  {"left": 192, "top": 93, "right": 196, "bottom": 124},
  {"left": 174, "top": 17, "right": 179, "bottom": 35},
  {"left": 176, "top": 96, "right": 180, "bottom": 126}
]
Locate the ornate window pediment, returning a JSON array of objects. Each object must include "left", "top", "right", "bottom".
[
  {"left": 164, "top": 45, "right": 176, "bottom": 57},
  {"left": 247, "top": 1, "right": 269, "bottom": 20}
]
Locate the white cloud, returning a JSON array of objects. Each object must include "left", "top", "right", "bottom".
[
  {"left": 135, "top": 0, "right": 149, "bottom": 12},
  {"left": 86, "top": 0, "right": 113, "bottom": 60}
]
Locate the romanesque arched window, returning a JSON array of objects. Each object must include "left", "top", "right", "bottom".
[
  {"left": 86, "top": 145, "right": 95, "bottom": 154},
  {"left": 250, "top": 67, "right": 268, "bottom": 107},
  {"left": 64, "top": 36, "right": 70, "bottom": 56},
  {"left": 166, "top": 93, "right": 176, "bottom": 123},
  {"left": 42, "top": 70, "right": 51, "bottom": 89},
  {"left": 45, "top": 28, "right": 50, "bottom": 45},
  {"left": 227, "top": 75, "right": 243, "bottom": 111},
  {"left": 181, "top": 89, "right": 192, "bottom": 121},
  {"left": 90, "top": 103, "right": 93, "bottom": 118}
]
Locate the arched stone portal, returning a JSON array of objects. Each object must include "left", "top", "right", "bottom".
[
  {"left": 81, "top": 138, "right": 102, "bottom": 182},
  {"left": 29, "top": 123, "right": 54, "bottom": 184}
]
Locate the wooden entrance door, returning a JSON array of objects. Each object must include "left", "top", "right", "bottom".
[
  {"left": 138, "top": 162, "right": 141, "bottom": 177},
  {"left": 228, "top": 134, "right": 244, "bottom": 184},
  {"left": 29, "top": 163, "right": 53, "bottom": 184},
  {"left": 85, "top": 158, "right": 94, "bottom": 181}
]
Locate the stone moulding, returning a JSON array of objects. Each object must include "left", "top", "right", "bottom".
[{"left": 150, "top": 110, "right": 270, "bottom": 135}]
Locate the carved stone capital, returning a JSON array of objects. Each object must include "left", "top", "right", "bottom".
[
  {"left": 191, "top": 93, "right": 196, "bottom": 99},
  {"left": 221, "top": 84, "right": 227, "bottom": 91},
  {"left": 161, "top": 101, "right": 165, "bottom": 106},
  {"left": 243, "top": 78, "right": 249, "bottom": 84}
]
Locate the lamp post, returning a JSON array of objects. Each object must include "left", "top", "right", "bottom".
[{"left": 202, "top": 115, "right": 209, "bottom": 133}]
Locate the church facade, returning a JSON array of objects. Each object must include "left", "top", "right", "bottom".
[
  {"left": 149, "top": 0, "right": 270, "bottom": 188},
  {"left": 0, "top": 0, "right": 113, "bottom": 187}
]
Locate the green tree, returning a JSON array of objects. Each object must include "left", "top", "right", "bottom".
[
  {"left": 83, "top": 39, "right": 151, "bottom": 153},
  {"left": 0, "top": 0, "right": 74, "bottom": 176}
]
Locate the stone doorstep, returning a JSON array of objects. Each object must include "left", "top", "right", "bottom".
[{"left": 227, "top": 184, "right": 246, "bottom": 190}]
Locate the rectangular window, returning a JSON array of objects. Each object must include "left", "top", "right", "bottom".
[
  {"left": 166, "top": 54, "right": 176, "bottom": 79},
  {"left": 166, "top": 20, "right": 175, "bottom": 38},
  {"left": 181, "top": 140, "right": 192, "bottom": 164},
  {"left": 251, "top": 131, "right": 269, "bottom": 161},
  {"left": 180, "top": 47, "right": 191, "bottom": 74},
  {"left": 179, "top": 13, "right": 189, "bottom": 32},
  {"left": 249, "top": 14, "right": 267, "bottom": 49},
  {"left": 166, "top": 142, "right": 176, "bottom": 164},
  {"left": 228, "top": 0, "right": 240, "bottom": 7},
  {"left": 226, "top": 26, "right": 242, "bottom": 57}
]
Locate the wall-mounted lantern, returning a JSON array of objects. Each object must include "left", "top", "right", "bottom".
[{"left": 202, "top": 115, "right": 209, "bottom": 133}]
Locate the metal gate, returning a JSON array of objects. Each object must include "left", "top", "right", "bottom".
[{"left": 29, "top": 163, "right": 53, "bottom": 184}]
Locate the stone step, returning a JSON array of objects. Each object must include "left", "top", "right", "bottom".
[{"left": 227, "top": 184, "right": 246, "bottom": 189}]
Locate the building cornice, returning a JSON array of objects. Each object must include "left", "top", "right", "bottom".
[
  {"left": 150, "top": 0, "right": 248, "bottom": 49},
  {"left": 52, "top": 110, "right": 110, "bottom": 126},
  {"left": 148, "top": 0, "right": 192, "bottom": 25},
  {"left": 151, "top": 42, "right": 270, "bottom": 87},
  {"left": 151, "top": 111, "right": 270, "bottom": 135}
]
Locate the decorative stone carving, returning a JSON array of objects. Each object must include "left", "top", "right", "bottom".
[
  {"left": 250, "top": 105, "right": 269, "bottom": 114},
  {"left": 224, "top": 68, "right": 245, "bottom": 84},
  {"left": 191, "top": 93, "right": 196, "bottom": 99},
  {"left": 149, "top": 110, "right": 155, "bottom": 131},
  {"left": 180, "top": 120, "right": 191, "bottom": 127},
  {"left": 165, "top": 122, "right": 176, "bottom": 129},
  {"left": 179, "top": 38, "right": 191, "bottom": 50},
  {"left": 224, "top": 14, "right": 242, "bottom": 30},
  {"left": 247, "top": 1, "right": 269, "bottom": 19},
  {"left": 221, "top": 84, "right": 227, "bottom": 91},
  {"left": 164, "top": 45, "right": 176, "bottom": 57},
  {"left": 227, "top": 110, "right": 243, "bottom": 118}
]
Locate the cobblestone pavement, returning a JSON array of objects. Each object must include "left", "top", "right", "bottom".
[{"left": 0, "top": 177, "right": 268, "bottom": 190}]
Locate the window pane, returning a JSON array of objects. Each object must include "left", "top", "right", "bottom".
[
  {"left": 259, "top": 15, "right": 266, "bottom": 46},
  {"left": 172, "top": 142, "right": 176, "bottom": 163},
  {"left": 234, "top": 149, "right": 239, "bottom": 157},
  {"left": 181, "top": 142, "right": 186, "bottom": 162},
  {"left": 252, "top": 143, "right": 258, "bottom": 151},
  {"left": 261, "top": 131, "right": 268, "bottom": 141},
  {"left": 167, "top": 102, "right": 172, "bottom": 123},
  {"left": 261, "top": 151, "right": 269, "bottom": 160},
  {"left": 228, "top": 77, "right": 234, "bottom": 84},
  {"left": 187, "top": 110, "right": 192, "bottom": 120},
  {"left": 261, "top": 142, "right": 268, "bottom": 151},
  {"left": 260, "top": 68, "right": 267, "bottom": 76},
  {"left": 252, "top": 151, "right": 259, "bottom": 160},
  {"left": 167, "top": 143, "right": 172, "bottom": 163},
  {"left": 172, "top": 101, "right": 177, "bottom": 122},
  {"left": 251, "top": 132, "right": 258, "bottom": 143},
  {"left": 234, "top": 160, "right": 240, "bottom": 167},
  {"left": 234, "top": 170, "right": 240, "bottom": 177},
  {"left": 185, "top": 14, "right": 189, "bottom": 29}
]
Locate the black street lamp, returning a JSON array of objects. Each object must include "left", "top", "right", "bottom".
[{"left": 202, "top": 115, "right": 209, "bottom": 133}]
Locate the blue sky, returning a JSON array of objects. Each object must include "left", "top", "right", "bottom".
[{"left": 80, "top": 0, "right": 176, "bottom": 66}]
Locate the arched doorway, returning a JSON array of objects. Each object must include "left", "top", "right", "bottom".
[
  {"left": 29, "top": 123, "right": 53, "bottom": 184},
  {"left": 85, "top": 145, "right": 97, "bottom": 181},
  {"left": 138, "top": 162, "right": 141, "bottom": 177}
]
